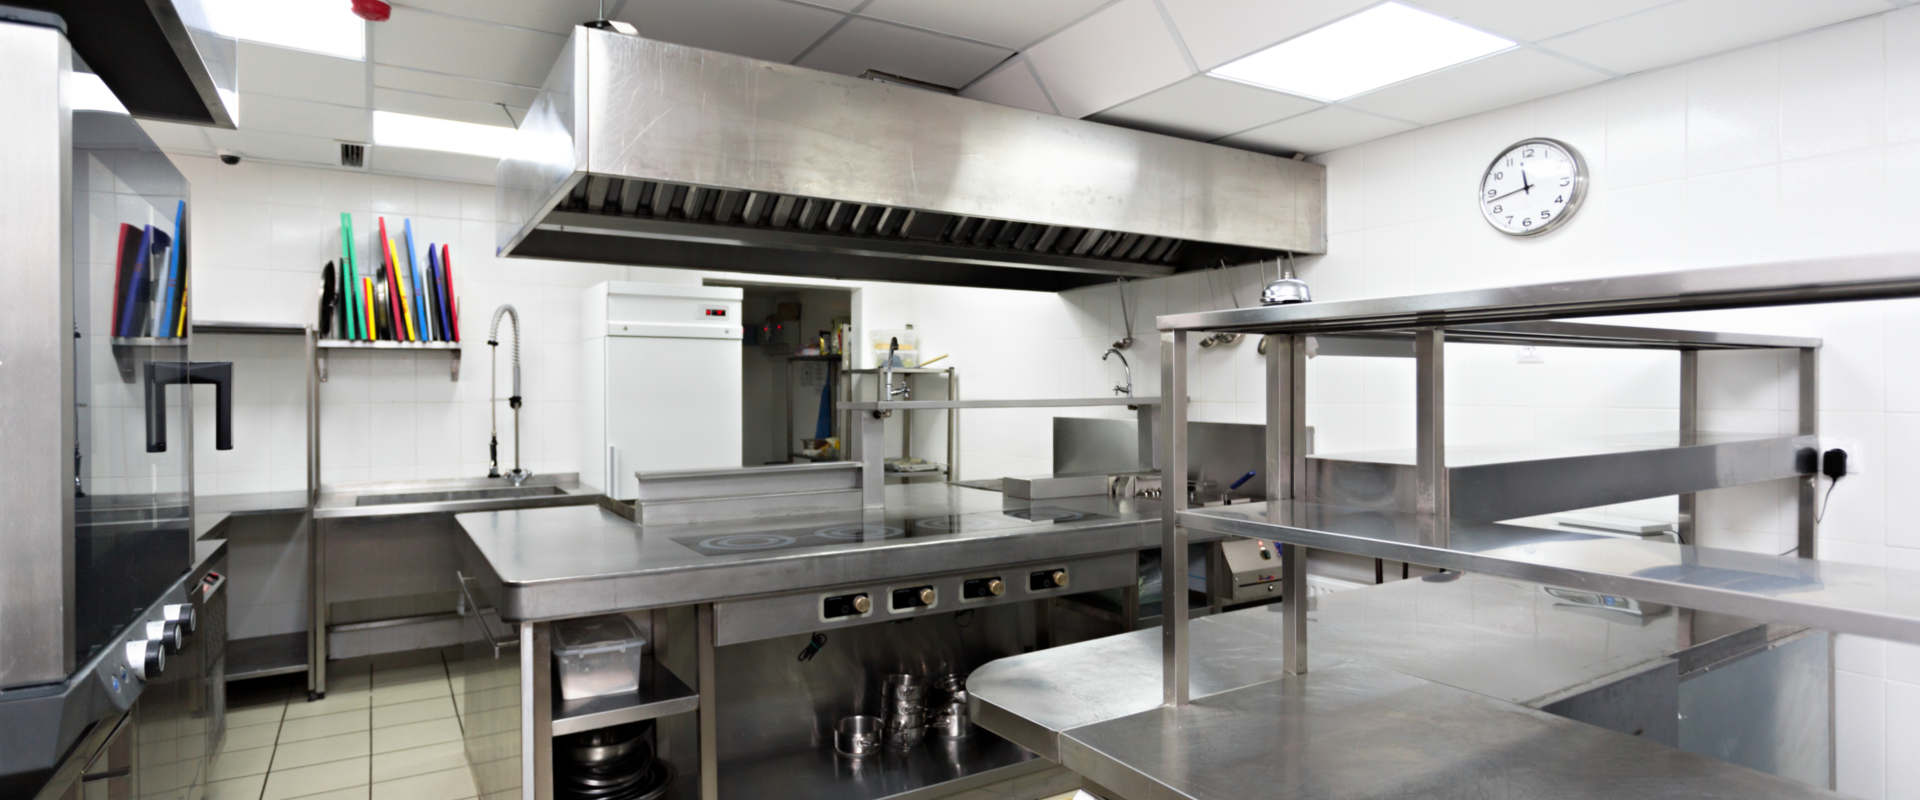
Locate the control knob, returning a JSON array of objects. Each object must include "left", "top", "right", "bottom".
[
  {"left": 125, "top": 639, "right": 164, "bottom": 681},
  {"left": 1051, "top": 570, "right": 1068, "bottom": 588},
  {"left": 164, "top": 603, "right": 196, "bottom": 634},
  {"left": 852, "top": 595, "right": 871, "bottom": 614},
  {"left": 986, "top": 579, "right": 1004, "bottom": 597},
  {"left": 917, "top": 587, "right": 936, "bottom": 605},
  {"left": 146, "top": 620, "right": 184, "bottom": 654}
]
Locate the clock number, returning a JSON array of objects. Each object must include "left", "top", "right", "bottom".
[
  {"left": 1492, "top": 205, "right": 1502, "bottom": 214},
  {"left": 1506, "top": 158, "right": 1515, "bottom": 166},
  {"left": 1493, "top": 171, "right": 1504, "bottom": 180},
  {"left": 1541, "top": 210, "right": 1551, "bottom": 220},
  {"left": 1522, "top": 218, "right": 1533, "bottom": 227},
  {"left": 1487, "top": 189, "right": 1497, "bottom": 198},
  {"left": 1523, "top": 148, "right": 1535, "bottom": 157},
  {"left": 1560, "top": 178, "right": 1571, "bottom": 187},
  {"left": 1555, "top": 196, "right": 1563, "bottom": 204},
  {"left": 1506, "top": 216, "right": 1514, "bottom": 224}
]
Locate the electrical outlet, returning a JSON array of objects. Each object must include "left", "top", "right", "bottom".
[
  {"left": 1819, "top": 438, "right": 1864, "bottom": 474},
  {"left": 1516, "top": 346, "right": 1544, "bottom": 364}
]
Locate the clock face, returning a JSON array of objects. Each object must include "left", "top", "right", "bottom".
[{"left": 1478, "top": 138, "right": 1587, "bottom": 236}]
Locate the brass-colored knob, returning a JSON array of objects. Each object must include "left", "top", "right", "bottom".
[
  {"left": 1051, "top": 570, "right": 1068, "bottom": 588},
  {"left": 852, "top": 595, "right": 871, "bottom": 613},
  {"left": 918, "top": 587, "right": 936, "bottom": 605},
  {"left": 987, "top": 579, "right": 1005, "bottom": 596}
]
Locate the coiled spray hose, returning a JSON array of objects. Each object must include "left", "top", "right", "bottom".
[{"left": 488, "top": 305, "right": 524, "bottom": 480}]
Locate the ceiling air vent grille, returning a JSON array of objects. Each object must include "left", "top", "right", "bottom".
[{"left": 339, "top": 142, "right": 367, "bottom": 169}]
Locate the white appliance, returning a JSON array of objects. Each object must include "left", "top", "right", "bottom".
[{"left": 582, "top": 282, "right": 744, "bottom": 499}]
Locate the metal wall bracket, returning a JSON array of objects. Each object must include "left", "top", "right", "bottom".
[{"left": 315, "top": 342, "right": 461, "bottom": 383}]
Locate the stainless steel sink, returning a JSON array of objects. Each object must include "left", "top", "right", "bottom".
[{"left": 354, "top": 485, "right": 569, "bottom": 507}]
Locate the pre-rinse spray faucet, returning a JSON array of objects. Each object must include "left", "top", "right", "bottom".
[
  {"left": 488, "top": 304, "right": 531, "bottom": 486},
  {"left": 1103, "top": 348, "right": 1133, "bottom": 396},
  {"left": 881, "top": 337, "right": 911, "bottom": 401}
]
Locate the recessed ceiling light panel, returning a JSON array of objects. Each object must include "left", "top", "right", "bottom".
[
  {"left": 202, "top": 0, "right": 366, "bottom": 60},
  {"left": 1209, "top": 2, "right": 1515, "bottom": 101},
  {"left": 373, "top": 112, "right": 520, "bottom": 159}
]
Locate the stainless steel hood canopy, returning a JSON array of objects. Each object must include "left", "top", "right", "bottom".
[{"left": 498, "top": 28, "right": 1326, "bottom": 292}]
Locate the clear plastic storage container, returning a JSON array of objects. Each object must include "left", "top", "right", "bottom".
[
  {"left": 551, "top": 614, "right": 647, "bottom": 700},
  {"left": 869, "top": 328, "right": 918, "bottom": 368}
]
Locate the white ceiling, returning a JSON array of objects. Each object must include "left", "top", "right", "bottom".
[{"left": 139, "top": 0, "right": 1906, "bottom": 183}]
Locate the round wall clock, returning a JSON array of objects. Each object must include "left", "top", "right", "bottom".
[{"left": 1478, "top": 138, "right": 1587, "bottom": 236}]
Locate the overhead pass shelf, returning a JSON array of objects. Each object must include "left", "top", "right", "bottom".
[
  {"left": 1181, "top": 500, "right": 1920, "bottom": 644},
  {"left": 1308, "top": 431, "right": 1816, "bottom": 522}
]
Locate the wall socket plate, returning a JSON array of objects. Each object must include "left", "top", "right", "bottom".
[
  {"left": 1818, "top": 437, "right": 1864, "bottom": 474},
  {"left": 1516, "top": 346, "right": 1544, "bottom": 364}
]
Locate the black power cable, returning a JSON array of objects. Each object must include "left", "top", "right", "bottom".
[{"left": 1816, "top": 448, "right": 1848, "bottom": 525}]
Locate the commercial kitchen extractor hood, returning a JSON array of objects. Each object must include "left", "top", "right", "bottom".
[{"left": 497, "top": 27, "right": 1326, "bottom": 292}]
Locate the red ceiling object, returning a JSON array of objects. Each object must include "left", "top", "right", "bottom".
[{"left": 351, "top": 0, "right": 390, "bottom": 21}]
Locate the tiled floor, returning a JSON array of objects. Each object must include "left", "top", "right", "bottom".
[{"left": 207, "top": 648, "right": 476, "bottom": 800}]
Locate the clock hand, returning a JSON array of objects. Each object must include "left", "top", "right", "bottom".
[
  {"left": 1521, "top": 170, "right": 1533, "bottom": 194},
  {"left": 1487, "top": 184, "right": 1530, "bottom": 203}
]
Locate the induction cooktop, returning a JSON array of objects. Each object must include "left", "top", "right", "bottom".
[{"left": 671, "top": 507, "right": 1114, "bottom": 557}]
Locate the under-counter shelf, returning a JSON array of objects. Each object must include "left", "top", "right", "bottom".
[
  {"left": 550, "top": 655, "right": 699, "bottom": 737},
  {"left": 717, "top": 729, "right": 1045, "bottom": 800},
  {"left": 228, "top": 632, "right": 309, "bottom": 681}
]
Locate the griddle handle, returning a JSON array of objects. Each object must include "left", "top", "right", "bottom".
[{"left": 144, "top": 361, "right": 234, "bottom": 453}]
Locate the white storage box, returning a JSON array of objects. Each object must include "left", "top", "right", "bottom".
[{"left": 551, "top": 615, "right": 647, "bottom": 700}]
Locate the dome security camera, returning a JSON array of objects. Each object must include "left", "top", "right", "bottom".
[{"left": 218, "top": 152, "right": 241, "bottom": 165}]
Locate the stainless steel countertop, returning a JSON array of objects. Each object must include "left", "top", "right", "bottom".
[
  {"left": 1059, "top": 661, "right": 1838, "bottom": 800},
  {"left": 969, "top": 572, "right": 1732, "bottom": 762},
  {"left": 456, "top": 483, "right": 1170, "bottom": 622},
  {"left": 195, "top": 490, "right": 310, "bottom": 537},
  {"left": 314, "top": 473, "right": 594, "bottom": 520}
]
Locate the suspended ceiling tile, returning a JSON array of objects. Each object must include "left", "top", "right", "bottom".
[
  {"left": 374, "top": 66, "right": 539, "bottom": 109},
  {"left": 613, "top": 0, "right": 845, "bottom": 64},
  {"left": 795, "top": 17, "right": 1014, "bottom": 89},
  {"left": 373, "top": 88, "right": 526, "bottom": 129},
  {"left": 394, "top": 0, "right": 599, "bottom": 35},
  {"left": 1025, "top": 0, "right": 1192, "bottom": 118},
  {"left": 201, "top": 128, "right": 343, "bottom": 168},
  {"left": 1413, "top": 0, "right": 1670, "bottom": 42},
  {"left": 1091, "top": 75, "right": 1322, "bottom": 140},
  {"left": 139, "top": 120, "right": 215, "bottom": 154},
  {"left": 372, "top": 6, "right": 569, "bottom": 88},
  {"left": 959, "top": 61, "right": 1058, "bottom": 114},
  {"left": 237, "top": 41, "right": 367, "bottom": 108},
  {"left": 235, "top": 93, "right": 372, "bottom": 143},
  {"left": 370, "top": 146, "right": 500, "bottom": 184},
  {"left": 1160, "top": 0, "right": 1374, "bottom": 71},
  {"left": 803, "top": 0, "right": 865, "bottom": 9},
  {"left": 1342, "top": 48, "right": 1610, "bottom": 125},
  {"left": 1216, "top": 106, "right": 1417, "bottom": 156},
  {"left": 859, "top": 0, "right": 1110, "bottom": 49},
  {"left": 1539, "top": 0, "right": 1890, "bottom": 75}
]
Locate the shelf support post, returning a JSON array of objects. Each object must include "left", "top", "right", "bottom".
[
  {"left": 1414, "top": 328, "right": 1448, "bottom": 547},
  {"left": 1161, "top": 330, "right": 1189, "bottom": 707},
  {"left": 698, "top": 603, "right": 718, "bottom": 800},
  {"left": 1799, "top": 347, "right": 1819, "bottom": 559},
  {"left": 1269, "top": 334, "right": 1309, "bottom": 674},
  {"left": 1679, "top": 349, "right": 1699, "bottom": 545}
]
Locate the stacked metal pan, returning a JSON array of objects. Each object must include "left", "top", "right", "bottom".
[{"left": 554, "top": 720, "right": 675, "bottom": 800}]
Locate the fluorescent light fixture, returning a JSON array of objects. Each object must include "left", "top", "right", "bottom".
[
  {"left": 201, "top": 0, "right": 365, "bottom": 59},
  {"left": 1210, "top": 2, "right": 1514, "bottom": 101},
  {"left": 373, "top": 111, "right": 518, "bottom": 159},
  {"left": 73, "top": 72, "right": 128, "bottom": 114}
]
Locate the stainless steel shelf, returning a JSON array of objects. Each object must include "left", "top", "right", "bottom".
[
  {"left": 1181, "top": 500, "right": 1920, "bottom": 644},
  {"left": 1157, "top": 252, "right": 1920, "bottom": 335},
  {"left": 227, "top": 632, "right": 309, "bottom": 681},
  {"left": 316, "top": 338, "right": 462, "bottom": 381},
  {"left": 194, "top": 321, "right": 308, "bottom": 336},
  {"left": 550, "top": 655, "right": 700, "bottom": 737},
  {"left": 841, "top": 397, "right": 1153, "bottom": 411},
  {"left": 1318, "top": 320, "right": 1821, "bottom": 353},
  {"left": 715, "top": 729, "right": 1046, "bottom": 800}
]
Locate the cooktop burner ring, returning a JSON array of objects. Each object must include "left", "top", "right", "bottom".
[
  {"left": 813, "top": 525, "right": 907, "bottom": 540},
  {"left": 1005, "top": 508, "right": 1087, "bottom": 523},
  {"left": 698, "top": 533, "right": 800, "bottom": 551}
]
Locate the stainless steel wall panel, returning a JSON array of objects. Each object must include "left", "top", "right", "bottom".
[
  {"left": 0, "top": 22, "right": 77, "bottom": 688},
  {"left": 1679, "top": 630, "right": 1832, "bottom": 789}
]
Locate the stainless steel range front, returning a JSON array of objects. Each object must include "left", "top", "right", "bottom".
[{"left": 0, "top": 12, "right": 236, "bottom": 797}]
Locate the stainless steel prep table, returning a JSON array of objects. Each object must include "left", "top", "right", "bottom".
[
  {"left": 970, "top": 572, "right": 1833, "bottom": 797},
  {"left": 452, "top": 483, "right": 1186, "bottom": 800},
  {"left": 454, "top": 483, "right": 1166, "bottom": 623}
]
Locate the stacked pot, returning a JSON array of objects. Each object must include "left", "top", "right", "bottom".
[
  {"left": 880, "top": 674, "right": 928, "bottom": 747},
  {"left": 554, "top": 720, "right": 674, "bottom": 800}
]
